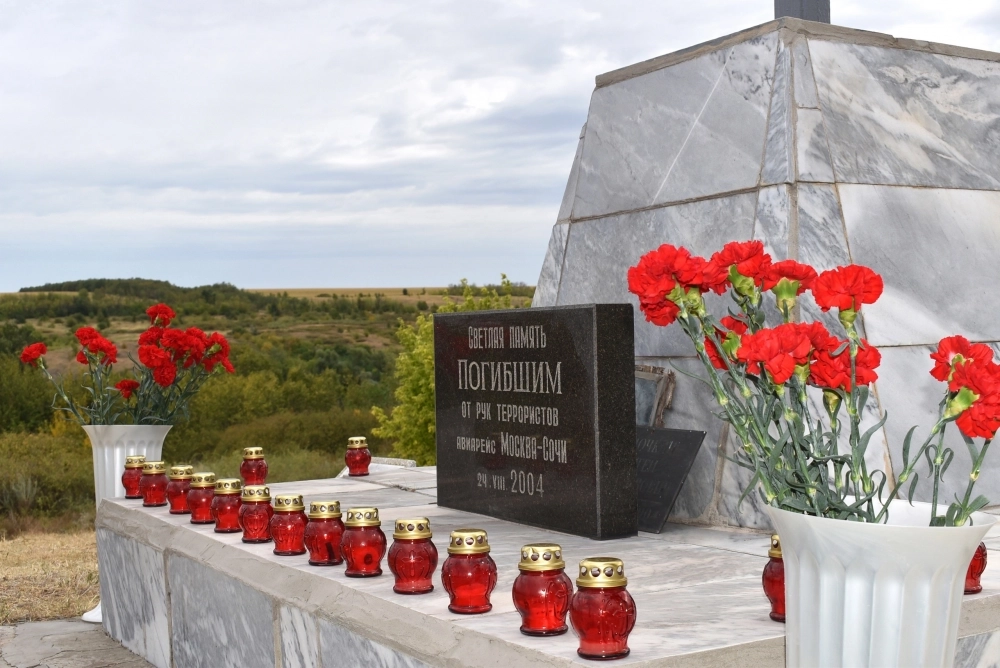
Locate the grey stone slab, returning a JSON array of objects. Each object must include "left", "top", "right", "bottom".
[
  {"left": 761, "top": 39, "right": 794, "bottom": 186},
  {"left": 530, "top": 222, "right": 569, "bottom": 308},
  {"left": 791, "top": 38, "right": 819, "bottom": 108},
  {"left": 796, "top": 183, "right": 855, "bottom": 336},
  {"left": 0, "top": 620, "right": 153, "bottom": 668},
  {"left": 795, "top": 108, "right": 835, "bottom": 182},
  {"left": 572, "top": 44, "right": 729, "bottom": 218},
  {"left": 810, "top": 40, "right": 1000, "bottom": 190},
  {"left": 557, "top": 125, "right": 585, "bottom": 223},
  {"left": 956, "top": 631, "right": 1000, "bottom": 668},
  {"left": 655, "top": 34, "right": 777, "bottom": 205},
  {"left": 318, "top": 619, "right": 428, "bottom": 668},
  {"left": 167, "top": 554, "right": 275, "bottom": 668},
  {"left": 656, "top": 522, "right": 771, "bottom": 557},
  {"left": 840, "top": 184, "right": 1000, "bottom": 346},
  {"left": 96, "top": 529, "right": 170, "bottom": 668},
  {"left": 753, "top": 184, "right": 791, "bottom": 259},
  {"left": 557, "top": 193, "right": 757, "bottom": 358},
  {"left": 280, "top": 606, "right": 318, "bottom": 668}
]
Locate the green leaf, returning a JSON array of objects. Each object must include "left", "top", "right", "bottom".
[{"left": 901, "top": 426, "right": 917, "bottom": 467}]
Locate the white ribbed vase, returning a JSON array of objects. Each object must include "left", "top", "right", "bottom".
[
  {"left": 82, "top": 425, "right": 172, "bottom": 509},
  {"left": 767, "top": 500, "right": 996, "bottom": 668}
]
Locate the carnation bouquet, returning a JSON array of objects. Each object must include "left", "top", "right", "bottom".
[
  {"left": 628, "top": 240, "right": 997, "bottom": 527},
  {"left": 19, "top": 303, "right": 234, "bottom": 425}
]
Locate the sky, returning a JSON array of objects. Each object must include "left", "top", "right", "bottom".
[{"left": 2, "top": 1, "right": 1000, "bottom": 291}]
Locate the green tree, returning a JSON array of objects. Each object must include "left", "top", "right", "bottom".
[
  {"left": 372, "top": 276, "right": 525, "bottom": 465},
  {"left": 0, "top": 356, "right": 54, "bottom": 432}
]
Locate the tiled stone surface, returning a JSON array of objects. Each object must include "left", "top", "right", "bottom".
[
  {"left": 530, "top": 222, "right": 569, "bottom": 308},
  {"left": 319, "top": 620, "right": 429, "bottom": 668},
  {"left": 761, "top": 38, "right": 793, "bottom": 186},
  {"left": 795, "top": 108, "right": 835, "bottom": 182},
  {"left": 956, "top": 631, "right": 1000, "bottom": 668},
  {"left": 167, "top": 554, "right": 275, "bottom": 668},
  {"left": 790, "top": 38, "right": 819, "bottom": 108},
  {"left": 96, "top": 529, "right": 170, "bottom": 668},
  {"left": 753, "top": 184, "right": 791, "bottom": 259},
  {"left": 280, "top": 606, "right": 319, "bottom": 668},
  {"left": 557, "top": 192, "right": 757, "bottom": 358},
  {"left": 556, "top": 126, "right": 585, "bottom": 223},
  {"left": 796, "top": 183, "right": 854, "bottom": 335}
]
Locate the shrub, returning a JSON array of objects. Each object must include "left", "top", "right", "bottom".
[
  {"left": 0, "top": 356, "right": 54, "bottom": 433},
  {"left": 0, "top": 432, "right": 94, "bottom": 517}
]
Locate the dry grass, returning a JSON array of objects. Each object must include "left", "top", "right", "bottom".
[{"left": 0, "top": 531, "right": 99, "bottom": 624}]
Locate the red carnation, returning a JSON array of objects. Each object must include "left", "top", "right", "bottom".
[
  {"left": 812, "top": 265, "right": 883, "bottom": 314},
  {"left": 203, "top": 332, "right": 234, "bottom": 373},
  {"left": 720, "top": 316, "right": 748, "bottom": 335},
  {"left": 811, "top": 339, "right": 881, "bottom": 392},
  {"left": 950, "top": 362, "right": 1000, "bottom": 439},
  {"left": 19, "top": 342, "right": 46, "bottom": 367},
  {"left": 708, "top": 241, "right": 772, "bottom": 284},
  {"left": 146, "top": 303, "right": 176, "bottom": 327},
  {"left": 737, "top": 324, "right": 813, "bottom": 384},
  {"left": 931, "top": 335, "right": 995, "bottom": 387},
  {"left": 762, "top": 260, "right": 818, "bottom": 293},
  {"left": 75, "top": 331, "right": 118, "bottom": 365},
  {"left": 75, "top": 327, "right": 100, "bottom": 347},
  {"left": 115, "top": 379, "right": 140, "bottom": 400},
  {"left": 138, "top": 327, "right": 164, "bottom": 346},
  {"left": 152, "top": 363, "right": 177, "bottom": 387}
]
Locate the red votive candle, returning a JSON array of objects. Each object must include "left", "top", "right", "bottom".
[
  {"left": 166, "top": 465, "right": 194, "bottom": 514},
  {"left": 344, "top": 436, "right": 371, "bottom": 477},
  {"left": 441, "top": 528, "right": 497, "bottom": 614},
  {"left": 239, "top": 485, "right": 274, "bottom": 543},
  {"left": 966, "top": 542, "right": 989, "bottom": 595},
  {"left": 304, "top": 500, "right": 344, "bottom": 566},
  {"left": 139, "top": 461, "right": 168, "bottom": 507},
  {"left": 270, "top": 494, "right": 308, "bottom": 555},
  {"left": 762, "top": 534, "right": 785, "bottom": 622},
  {"left": 341, "top": 507, "right": 386, "bottom": 577},
  {"left": 513, "top": 543, "right": 573, "bottom": 636},
  {"left": 240, "top": 446, "right": 268, "bottom": 486},
  {"left": 122, "top": 455, "right": 145, "bottom": 499},
  {"left": 211, "top": 478, "right": 242, "bottom": 533},
  {"left": 388, "top": 517, "right": 437, "bottom": 594},
  {"left": 188, "top": 472, "right": 216, "bottom": 524},
  {"left": 569, "top": 557, "right": 637, "bottom": 660}
]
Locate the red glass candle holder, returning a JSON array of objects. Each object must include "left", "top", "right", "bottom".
[
  {"left": 441, "top": 528, "right": 497, "bottom": 614},
  {"left": 762, "top": 534, "right": 785, "bottom": 622},
  {"left": 211, "top": 478, "right": 243, "bottom": 533},
  {"left": 512, "top": 543, "right": 573, "bottom": 636},
  {"left": 569, "top": 557, "right": 637, "bottom": 660},
  {"left": 188, "top": 472, "right": 216, "bottom": 524},
  {"left": 166, "top": 465, "right": 194, "bottom": 514},
  {"left": 240, "top": 446, "right": 268, "bottom": 485},
  {"left": 304, "top": 500, "right": 345, "bottom": 566},
  {"left": 239, "top": 485, "right": 274, "bottom": 543},
  {"left": 122, "top": 455, "right": 145, "bottom": 499},
  {"left": 966, "top": 541, "right": 989, "bottom": 595},
  {"left": 140, "top": 461, "right": 168, "bottom": 507},
  {"left": 271, "top": 494, "right": 308, "bottom": 555},
  {"left": 388, "top": 518, "right": 437, "bottom": 594},
  {"left": 342, "top": 507, "right": 387, "bottom": 577},
  {"left": 344, "top": 436, "right": 371, "bottom": 476}
]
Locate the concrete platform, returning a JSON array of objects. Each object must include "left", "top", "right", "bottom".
[
  {"left": 95, "top": 468, "right": 1000, "bottom": 667},
  {"left": 0, "top": 619, "right": 152, "bottom": 668}
]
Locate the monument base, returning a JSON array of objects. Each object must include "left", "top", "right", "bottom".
[{"left": 96, "top": 468, "right": 1000, "bottom": 667}]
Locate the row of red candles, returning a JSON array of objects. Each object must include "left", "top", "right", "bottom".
[{"left": 121, "top": 446, "right": 637, "bottom": 661}]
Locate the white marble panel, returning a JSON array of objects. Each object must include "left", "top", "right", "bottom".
[
  {"left": 875, "top": 344, "right": 1000, "bottom": 506},
  {"left": 530, "top": 223, "right": 569, "bottom": 308},
  {"left": 761, "top": 38, "right": 794, "bottom": 186},
  {"left": 96, "top": 529, "right": 170, "bottom": 668},
  {"left": 795, "top": 108, "right": 835, "bottom": 183},
  {"left": 796, "top": 183, "right": 856, "bottom": 336},
  {"left": 557, "top": 125, "right": 585, "bottom": 223},
  {"left": 281, "top": 606, "right": 319, "bottom": 668},
  {"left": 656, "top": 34, "right": 777, "bottom": 204},
  {"left": 318, "top": 618, "right": 429, "bottom": 668},
  {"left": 167, "top": 554, "right": 275, "bottom": 668},
  {"left": 753, "top": 184, "right": 791, "bottom": 259},
  {"left": 841, "top": 184, "right": 1000, "bottom": 346},
  {"left": 557, "top": 193, "right": 757, "bottom": 357},
  {"left": 810, "top": 40, "right": 1000, "bottom": 189},
  {"left": 792, "top": 39, "right": 819, "bottom": 108},
  {"left": 573, "top": 45, "right": 728, "bottom": 218},
  {"left": 956, "top": 631, "right": 1000, "bottom": 668}
]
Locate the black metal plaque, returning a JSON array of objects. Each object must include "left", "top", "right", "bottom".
[{"left": 636, "top": 426, "right": 706, "bottom": 533}]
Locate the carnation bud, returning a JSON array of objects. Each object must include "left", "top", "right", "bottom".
[
  {"left": 945, "top": 387, "right": 979, "bottom": 419},
  {"left": 822, "top": 389, "right": 842, "bottom": 419}
]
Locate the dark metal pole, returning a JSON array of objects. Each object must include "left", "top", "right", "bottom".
[{"left": 775, "top": 0, "right": 830, "bottom": 23}]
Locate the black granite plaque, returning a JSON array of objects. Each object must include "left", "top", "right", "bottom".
[
  {"left": 434, "top": 304, "right": 637, "bottom": 540},
  {"left": 636, "top": 426, "right": 706, "bottom": 533}
]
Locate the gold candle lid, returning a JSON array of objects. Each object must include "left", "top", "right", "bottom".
[
  {"left": 214, "top": 478, "right": 242, "bottom": 495},
  {"left": 242, "top": 446, "right": 264, "bottom": 460},
  {"left": 518, "top": 543, "right": 565, "bottom": 571},
  {"left": 273, "top": 493, "right": 304, "bottom": 511},
  {"left": 125, "top": 455, "right": 146, "bottom": 469},
  {"left": 169, "top": 465, "right": 194, "bottom": 480},
  {"left": 308, "top": 500, "right": 341, "bottom": 519},
  {"left": 769, "top": 534, "right": 782, "bottom": 559},
  {"left": 347, "top": 436, "right": 368, "bottom": 449},
  {"left": 393, "top": 518, "right": 432, "bottom": 540},
  {"left": 242, "top": 485, "right": 271, "bottom": 502},
  {"left": 576, "top": 557, "right": 627, "bottom": 588},
  {"left": 447, "top": 528, "right": 490, "bottom": 555},
  {"left": 141, "top": 461, "right": 166, "bottom": 474},
  {"left": 190, "top": 472, "right": 216, "bottom": 488},
  {"left": 344, "top": 507, "right": 380, "bottom": 527}
]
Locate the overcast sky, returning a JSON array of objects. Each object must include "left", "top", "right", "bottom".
[{"left": 2, "top": 1, "right": 999, "bottom": 291}]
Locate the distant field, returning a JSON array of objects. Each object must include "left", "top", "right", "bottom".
[{"left": 250, "top": 287, "right": 453, "bottom": 307}]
